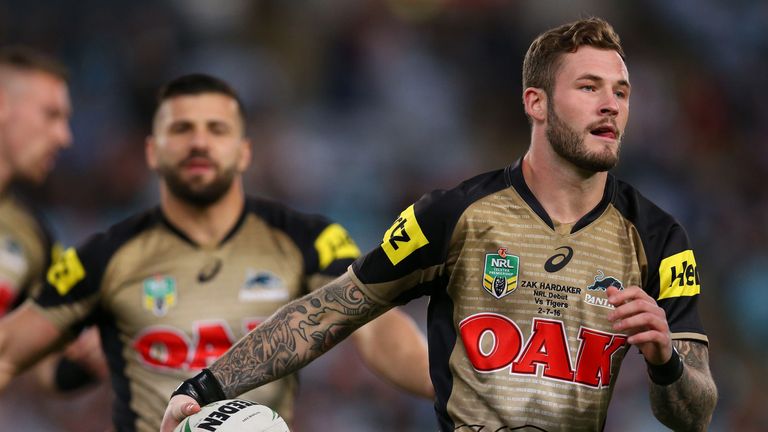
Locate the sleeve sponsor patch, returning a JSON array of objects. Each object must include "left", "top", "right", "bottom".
[
  {"left": 46, "top": 247, "right": 86, "bottom": 296},
  {"left": 314, "top": 224, "right": 361, "bottom": 270},
  {"left": 658, "top": 249, "right": 700, "bottom": 300},
  {"left": 381, "top": 204, "right": 429, "bottom": 266}
]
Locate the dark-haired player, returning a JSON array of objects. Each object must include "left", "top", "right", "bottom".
[
  {"left": 164, "top": 17, "right": 717, "bottom": 432},
  {"left": 0, "top": 73, "right": 432, "bottom": 432}
]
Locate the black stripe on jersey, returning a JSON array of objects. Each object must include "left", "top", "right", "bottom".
[
  {"left": 245, "top": 197, "right": 352, "bottom": 279},
  {"left": 506, "top": 160, "right": 617, "bottom": 233},
  {"left": 100, "top": 312, "right": 138, "bottom": 432},
  {"left": 611, "top": 180, "right": 706, "bottom": 339}
]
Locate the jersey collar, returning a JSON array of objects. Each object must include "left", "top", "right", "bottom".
[
  {"left": 504, "top": 159, "right": 617, "bottom": 234},
  {"left": 156, "top": 203, "right": 248, "bottom": 248}
]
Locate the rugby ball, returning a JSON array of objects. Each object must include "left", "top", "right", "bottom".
[{"left": 173, "top": 399, "right": 290, "bottom": 432}]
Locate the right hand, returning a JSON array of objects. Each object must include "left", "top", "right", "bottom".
[{"left": 160, "top": 394, "right": 200, "bottom": 432}]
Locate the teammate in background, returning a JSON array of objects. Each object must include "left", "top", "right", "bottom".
[
  {"left": 164, "top": 17, "right": 718, "bottom": 432},
  {"left": 0, "top": 46, "right": 107, "bottom": 391},
  {"left": 0, "top": 73, "right": 432, "bottom": 432}
]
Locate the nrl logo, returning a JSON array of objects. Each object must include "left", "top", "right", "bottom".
[
  {"left": 482, "top": 247, "right": 519, "bottom": 299},
  {"left": 143, "top": 275, "right": 177, "bottom": 317}
]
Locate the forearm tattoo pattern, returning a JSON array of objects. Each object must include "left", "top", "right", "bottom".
[
  {"left": 211, "top": 274, "right": 387, "bottom": 397},
  {"left": 649, "top": 340, "right": 718, "bottom": 431}
]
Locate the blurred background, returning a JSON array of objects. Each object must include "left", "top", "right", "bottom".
[{"left": 2, "top": 0, "right": 767, "bottom": 430}]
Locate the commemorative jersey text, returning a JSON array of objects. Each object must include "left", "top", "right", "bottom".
[
  {"left": 351, "top": 164, "right": 707, "bottom": 432},
  {"left": 34, "top": 198, "right": 358, "bottom": 432}
]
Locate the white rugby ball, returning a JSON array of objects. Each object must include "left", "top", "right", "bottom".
[{"left": 174, "top": 399, "right": 290, "bottom": 432}]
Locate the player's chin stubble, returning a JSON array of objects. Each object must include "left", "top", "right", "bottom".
[
  {"left": 546, "top": 107, "right": 620, "bottom": 173},
  {"left": 159, "top": 163, "right": 237, "bottom": 207}
]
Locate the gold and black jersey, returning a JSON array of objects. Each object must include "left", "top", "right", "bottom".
[
  {"left": 33, "top": 196, "right": 360, "bottom": 432},
  {"left": 351, "top": 161, "right": 706, "bottom": 432},
  {"left": 0, "top": 192, "right": 54, "bottom": 314}
]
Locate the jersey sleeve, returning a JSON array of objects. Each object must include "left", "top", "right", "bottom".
[
  {"left": 302, "top": 219, "right": 361, "bottom": 291},
  {"left": 644, "top": 223, "right": 707, "bottom": 343},
  {"left": 351, "top": 189, "right": 462, "bottom": 306},
  {"left": 32, "top": 233, "right": 111, "bottom": 334},
  {"left": 248, "top": 198, "right": 362, "bottom": 292}
]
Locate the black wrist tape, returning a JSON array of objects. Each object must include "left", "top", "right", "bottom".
[
  {"left": 647, "top": 347, "right": 685, "bottom": 386},
  {"left": 171, "top": 368, "right": 226, "bottom": 405}
]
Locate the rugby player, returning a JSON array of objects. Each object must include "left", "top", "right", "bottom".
[
  {"left": 164, "top": 17, "right": 717, "bottom": 432},
  {"left": 0, "top": 73, "right": 432, "bottom": 432}
]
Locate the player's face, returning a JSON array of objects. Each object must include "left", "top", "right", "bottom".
[
  {"left": 546, "top": 46, "right": 630, "bottom": 172},
  {"left": 148, "top": 93, "right": 250, "bottom": 206},
  {"left": 0, "top": 71, "right": 72, "bottom": 184}
]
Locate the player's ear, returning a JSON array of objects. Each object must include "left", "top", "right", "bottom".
[
  {"left": 523, "top": 87, "right": 547, "bottom": 122},
  {"left": 237, "top": 137, "right": 252, "bottom": 172},
  {"left": 145, "top": 135, "right": 158, "bottom": 170}
]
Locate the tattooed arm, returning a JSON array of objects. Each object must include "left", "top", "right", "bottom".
[
  {"left": 649, "top": 340, "right": 717, "bottom": 432},
  {"left": 161, "top": 274, "right": 389, "bottom": 432}
]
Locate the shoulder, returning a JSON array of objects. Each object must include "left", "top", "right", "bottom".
[
  {"left": 76, "top": 208, "right": 162, "bottom": 261},
  {"left": 413, "top": 167, "right": 510, "bottom": 222},
  {"left": 611, "top": 178, "right": 684, "bottom": 237},
  {"left": 244, "top": 196, "right": 334, "bottom": 235}
]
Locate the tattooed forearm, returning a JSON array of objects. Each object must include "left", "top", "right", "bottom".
[
  {"left": 210, "top": 274, "right": 389, "bottom": 398},
  {"left": 649, "top": 340, "right": 718, "bottom": 431}
]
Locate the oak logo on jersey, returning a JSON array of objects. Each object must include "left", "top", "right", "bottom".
[
  {"left": 239, "top": 269, "right": 288, "bottom": 302},
  {"left": 143, "top": 275, "right": 177, "bottom": 317},
  {"left": 460, "top": 314, "right": 627, "bottom": 388},
  {"left": 482, "top": 247, "right": 519, "bottom": 299},
  {"left": 315, "top": 224, "right": 361, "bottom": 270},
  {"left": 584, "top": 270, "right": 623, "bottom": 309},
  {"left": 658, "top": 250, "right": 700, "bottom": 300},
  {"left": 381, "top": 204, "right": 429, "bottom": 265},
  {"left": 47, "top": 247, "right": 86, "bottom": 296}
]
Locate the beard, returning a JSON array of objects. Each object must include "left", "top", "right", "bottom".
[
  {"left": 546, "top": 104, "right": 621, "bottom": 173},
  {"left": 157, "top": 154, "right": 238, "bottom": 207}
]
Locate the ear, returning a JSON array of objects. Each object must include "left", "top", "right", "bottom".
[
  {"left": 523, "top": 87, "right": 547, "bottom": 122},
  {"left": 145, "top": 135, "right": 158, "bottom": 170},
  {"left": 237, "top": 137, "right": 252, "bottom": 172}
]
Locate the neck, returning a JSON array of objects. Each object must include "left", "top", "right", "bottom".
[
  {"left": 522, "top": 133, "right": 608, "bottom": 225},
  {"left": 160, "top": 181, "right": 245, "bottom": 248}
]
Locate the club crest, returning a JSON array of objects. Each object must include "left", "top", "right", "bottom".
[
  {"left": 142, "top": 275, "right": 177, "bottom": 316},
  {"left": 482, "top": 247, "right": 519, "bottom": 299}
]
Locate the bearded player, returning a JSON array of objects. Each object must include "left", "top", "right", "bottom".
[
  {"left": 164, "top": 17, "right": 717, "bottom": 432},
  {"left": 0, "top": 73, "right": 432, "bottom": 432}
]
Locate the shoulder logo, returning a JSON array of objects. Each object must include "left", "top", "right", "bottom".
[
  {"left": 314, "top": 224, "right": 361, "bottom": 270},
  {"left": 46, "top": 247, "right": 86, "bottom": 296},
  {"left": 544, "top": 246, "right": 574, "bottom": 273},
  {"left": 381, "top": 204, "right": 429, "bottom": 265},
  {"left": 143, "top": 275, "right": 177, "bottom": 317},
  {"left": 482, "top": 247, "right": 519, "bottom": 299},
  {"left": 658, "top": 249, "right": 700, "bottom": 300}
]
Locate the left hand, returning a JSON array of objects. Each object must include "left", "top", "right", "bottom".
[{"left": 607, "top": 285, "right": 673, "bottom": 365}]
